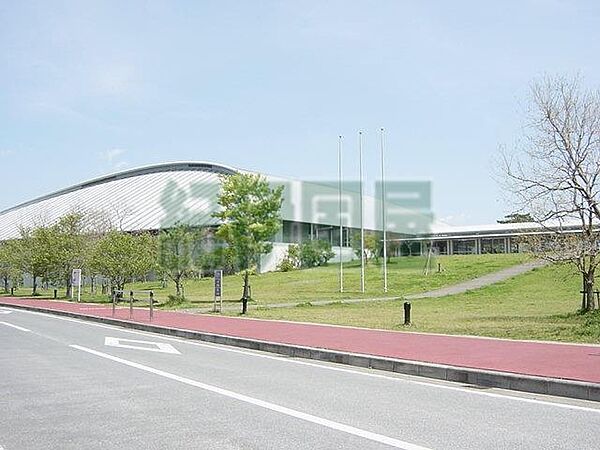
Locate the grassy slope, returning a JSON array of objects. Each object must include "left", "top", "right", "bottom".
[
  {"left": 133, "top": 253, "right": 529, "bottom": 307},
  {"left": 242, "top": 263, "right": 600, "bottom": 344},
  {"left": 6, "top": 254, "right": 528, "bottom": 307}
]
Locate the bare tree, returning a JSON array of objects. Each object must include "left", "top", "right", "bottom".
[{"left": 501, "top": 75, "right": 600, "bottom": 311}]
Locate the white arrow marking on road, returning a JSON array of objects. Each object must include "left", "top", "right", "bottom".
[{"left": 104, "top": 337, "right": 180, "bottom": 354}]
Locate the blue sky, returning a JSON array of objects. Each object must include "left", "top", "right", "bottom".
[{"left": 1, "top": 0, "right": 600, "bottom": 225}]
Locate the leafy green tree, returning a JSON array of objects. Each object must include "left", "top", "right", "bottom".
[
  {"left": 213, "top": 173, "right": 283, "bottom": 309},
  {"left": 351, "top": 231, "right": 382, "bottom": 263},
  {"left": 89, "top": 231, "right": 157, "bottom": 292},
  {"left": 158, "top": 223, "right": 200, "bottom": 299},
  {"left": 18, "top": 226, "right": 55, "bottom": 295},
  {"left": 213, "top": 173, "right": 284, "bottom": 272},
  {"left": 0, "top": 240, "right": 22, "bottom": 293},
  {"left": 46, "top": 214, "right": 87, "bottom": 297}
]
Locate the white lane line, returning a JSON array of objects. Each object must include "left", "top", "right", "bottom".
[
  {"left": 70, "top": 344, "right": 429, "bottom": 450},
  {"left": 17, "top": 308, "right": 600, "bottom": 414},
  {"left": 105, "top": 337, "right": 180, "bottom": 354},
  {"left": 0, "top": 309, "right": 13, "bottom": 314},
  {"left": 0, "top": 321, "right": 31, "bottom": 332}
]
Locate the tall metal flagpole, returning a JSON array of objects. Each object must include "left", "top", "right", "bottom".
[
  {"left": 380, "top": 128, "right": 388, "bottom": 293},
  {"left": 359, "top": 131, "right": 365, "bottom": 293},
  {"left": 338, "top": 135, "right": 344, "bottom": 293}
]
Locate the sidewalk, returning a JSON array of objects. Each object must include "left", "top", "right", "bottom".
[{"left": 1, "top": 297, "right": 599, "bottom": 398}]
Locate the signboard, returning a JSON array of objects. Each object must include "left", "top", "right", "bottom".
[
  {"left": 71, "top": 269, "right": 81, "bottom": 286},
  {"left": 214, "top": 270, "right": 222, "bottom": 297},
  {"left": 213, "top": 270, "right": 223, "bottom": 313},
  {"left": 71, "top": 268, "right": 82, "bottom": 302}
]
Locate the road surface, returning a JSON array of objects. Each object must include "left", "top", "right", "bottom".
[{"left": 1, "top": 306, "right": 599, "bottom": 449}]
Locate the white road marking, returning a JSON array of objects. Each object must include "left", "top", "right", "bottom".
[
  {"left": 0, "top": 321, "right": 31, "bottom": 332},
  {"left": 14, "top": 308, "right": 600, "bottom": 414},
  {"left": 104, "top": 337, "right": 180, "bottom": 354},
  {"left": 70, "top": 344, "right": 430, "bottom": 450},
  {"left": 0, "top": 309, "right": 12, "bottom": 314}
]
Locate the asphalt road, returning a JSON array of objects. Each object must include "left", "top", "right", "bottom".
[{"left": 1, "top": 306, "right": 600, "bottom": 450}]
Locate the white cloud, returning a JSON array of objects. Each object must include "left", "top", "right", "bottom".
[
  {"left": 99, "top": 148, "right": 128, "bottom": 172},
  {"left": 101, "top": 148, "right": 126, "bottom": 163},
  {"left": 0, "top": 149, "right": 14, "bottom": 157}
]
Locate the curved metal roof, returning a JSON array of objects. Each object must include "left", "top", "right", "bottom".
[
  {"left": 0, "top": 161, "right": 240, "bottom": 240},
  {"left": 0, "top": 160, "right": 433, "bottom": 241}
]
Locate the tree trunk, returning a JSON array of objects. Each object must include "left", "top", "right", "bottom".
[
  {"left": 3, "top": 276, "right": 8, "bottom": 294},
  {"left": 582, "top": 270, "right": 596, "bottom": 311},
  {"left": 175, "top": 278, "right": 182, "bottom": 297},
  {"left": 66, "top": 277, "right": 72, "bottom": 299},
  {"left": 32, "top": 275, "right": 37, "bottom": 296}
]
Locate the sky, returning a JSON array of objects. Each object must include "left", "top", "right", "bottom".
[{"left": 1, "top": 0, "right": 600, "bottom": 225}]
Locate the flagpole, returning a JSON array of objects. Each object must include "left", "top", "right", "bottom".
[
  {"left": 359, "top": 131, "right": 365, "bottom": 293},
  {"left": 338, "top": 135, "right": 344, "bottom": 293},
  {"left": 380, "top": 128, "right": 388, "bottom": 293}
]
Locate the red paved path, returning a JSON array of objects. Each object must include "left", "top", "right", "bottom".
[{"left": 2, "top": 297, "right": 600, "bottom": 384}]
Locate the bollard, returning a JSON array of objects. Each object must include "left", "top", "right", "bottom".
[
  {"left": 403, "top": 301, "right": 411, "bottom": 325},
  {"left": 241, "top": 296, "right": 248, "bottom": 315},
  {"left": 10, "top": 287, "right": 14, "bottom": 296},
  {"left": 129, "top": 291, "right": 134, "bottom": 319},
  {"left": 53, "top": 289, "right": 57, "bottom": 299},
  {"left": 149, "top": 291, "right": 154, "bottom": 321}
]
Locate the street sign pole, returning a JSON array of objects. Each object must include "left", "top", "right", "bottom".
[
  {"left": 71, "top": 269, "right": 82, "bottom": 303},
  {"left": 213, "top": 269, "right": 223, "bottom": 313}
]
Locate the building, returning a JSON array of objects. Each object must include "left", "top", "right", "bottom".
[
  {"left": 397, "top": 221, "right": 587, "bottom": 256},
  {"left": 0, "top": 161, "right": 419, "bottom": 271}
]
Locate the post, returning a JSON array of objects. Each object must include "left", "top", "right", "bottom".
[
  {"left": 359, "top": 131, "right": 365, "bottom": 293},
  {"left": 53, "top": 289, "right": 57, "bottom": 299},
  {"left": 403, "top": 301, "right": 411, "bottom": 325},
  {"left": 129, "top": 291, "right": 134, "bottom": 319},
  {"left": 338, "top": 135, "right": 344, "bottom": 293},
  {"left": 149, "top": 291, "right": 154, "bottom": 321},
  {"left": 380, "top": 127, "right": 388, "bottom": 293},
  {"left": 241, "top": 271, "right": 249, "bottom": 314},
  {"left": 112, "top": 290, "right": 116, "bottom": 317},
  {"left": 10, "top": 287, "right": 14, "bottom": 296}
]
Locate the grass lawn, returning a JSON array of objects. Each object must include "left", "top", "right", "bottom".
[
  {"left": 4, "top": 253, "right": 528, "bottom": 308},
  {"left": 132, "top": 253, "right": 530, "bottom": 308},
  {"left": 239, "top": 263, "right": 600, "bottom": 344}
]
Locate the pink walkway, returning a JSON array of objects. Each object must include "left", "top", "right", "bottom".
[{"left": 2, "top": 297, "right": 599, "bottom": 384}]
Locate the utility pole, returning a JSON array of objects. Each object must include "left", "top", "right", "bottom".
[
  {"left": 359, "top": 131, "right": 365, "bottom": 293},
  {"left": 338, "top": 135, "right": 344, "bottom": 293},
  {"left": 380, "top": 128, "right": 388, "bottom": 293}
]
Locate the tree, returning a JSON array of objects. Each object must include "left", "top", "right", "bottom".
[
  {"left": 497, "top": 213, "right": 534, "bottom": 224},
  {"left": 158, "top": 223, "right": 201, "bottom": 299},
  {"left": 213, "top": 173, "right": 283, "bottom": 309},
  {"left": 501, "top": 75, "right": 600, "bottom": 311},
  {"left": 351, "top": 231, "right": 381, "bottom": 263},
  {"left": 213, "top": 173, "right": 284, "bottom": 272},
  {"left": 18, "top": 225, "right": 54, "bottom": 295},
  {"left": 0, "top": 240, "right": 21, "bottom": 293},
  {"left": 46, "top": 214, "right": 87, "bottom": 298},
  {"left": 89, "top": 231, "right": 157, "bottom": 292}
]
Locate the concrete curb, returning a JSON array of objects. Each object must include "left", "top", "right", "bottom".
[{"left": 3, "top": 301, "right": 599, "bottom": 402}]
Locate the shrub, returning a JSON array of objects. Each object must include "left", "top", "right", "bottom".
[{"left": 299, "top": 240, "right": 335, "bottom": 268}]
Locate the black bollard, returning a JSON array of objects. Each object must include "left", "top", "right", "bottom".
[
  {"left": 403, "top": 301, "right": 411, "bottom": 325},
  {"left": 10, "top": 287, "right": 14, "bottom": 296},
  {"left": 53, "top": 289, "right": 57, "bottom": 299}
]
